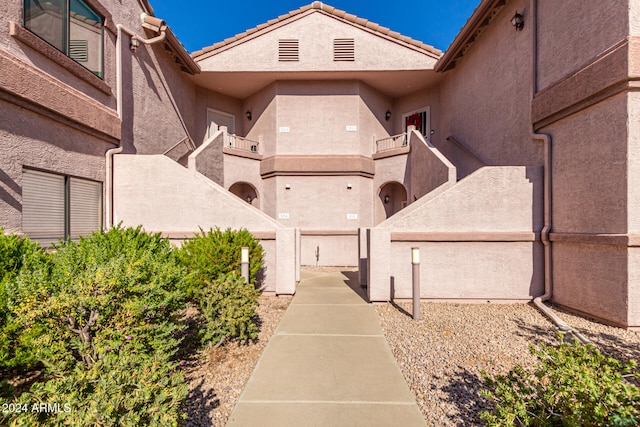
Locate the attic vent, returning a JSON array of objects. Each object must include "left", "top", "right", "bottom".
[
  {"left": 279, "top": 39, "right": 299, "bottom": 61},
  {"left": 333, "top": 38, "right": 355, "bottom": 61}
]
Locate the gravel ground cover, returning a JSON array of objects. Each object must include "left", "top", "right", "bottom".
[
  {"left": 375, "top": 301, "right": 640, "bottom": 426},
  {"left": 182, "top": 294, "right": 292, "bottom": 427}
]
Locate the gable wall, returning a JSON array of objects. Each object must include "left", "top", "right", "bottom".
[{"left": 197, "top": 12, "right": 437, "bottom": 72}]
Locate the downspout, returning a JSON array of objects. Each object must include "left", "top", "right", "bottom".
[
  {"left": 105, "top": 14, "right": 167, "bottom": 228},
  {"left": 529, "top": 0, "right": 589, "bottom": 344}
]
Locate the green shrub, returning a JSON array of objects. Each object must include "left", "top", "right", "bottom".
[
  {"left": 0, "top": 230, "right": 49, "bottom": 370},
  {"left": 199, "top": 272, "right": 260, "bottom": 346},
  {"left": 2, "top": 226, "right": 190, "bottom": 425},
  {"left": 480, "top": 336, "right": 640, "bottom": 426},
  {"left": 177, "top": 227, "right": 264, "bottom": 296},
  {"left": 1, "top": 348, "right": 187, "bottom": 427}
]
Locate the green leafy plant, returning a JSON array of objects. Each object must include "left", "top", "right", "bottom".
[
  {"left": 177, "top": 227, "right": 265, "bottom": 297},
  {"left": 0, "top": 230, "right": 49, "bottom": 370},
  {"left": 2, "top": 226, "right": 190, "bottom": 425},
  {"left": 480, "top": 335, "right": 640, "bottom": 426},
  {"left": 198, "top": 272, "right": 260, "bottom": 346}
]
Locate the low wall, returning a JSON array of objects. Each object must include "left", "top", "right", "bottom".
[
  {"left": 408, "top": 130, "right": 457, "bottom": 200},
  {"left": 300, "top": 231, "right": 359, "bottom": 266},
  {"left": 365, "top": 166, "right": 544, "bottom": 302},
  {"left": 113, "top": 154, "right": 297, "bottom": 294}
]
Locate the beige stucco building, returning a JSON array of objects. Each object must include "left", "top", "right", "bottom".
[{"left": 2, "top": 0, "right": 640, "bottom": 329}]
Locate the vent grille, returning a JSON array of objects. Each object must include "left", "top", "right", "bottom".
[
  {"left": 334, "top": 38, "right": 355, "bottom": 61},
  {"left": 69, "top": 40, "right": 88, "bottom": 62},
  {"left": 279, "top": 39, "right": 299, "bottom": 61}
]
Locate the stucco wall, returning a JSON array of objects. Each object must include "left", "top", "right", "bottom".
[
  {"left": 273, "top": 175, "right": 372, "bottom": 230},
  {"left": 388, "top": 241, "right": 543, "bottom": 301},
  {"left": 244, "top": 84, "right": 278, "bottom": 156},
  {"left": 438, "top": 0, "right": 541, "bottom": 168},
  {"left": 367, "top": 166, "right": 544, "bottom": 302},
  {"left": 380, "top": 166, "right": 543, "bottom": 233},
  {"left": 223, "top": 152, "right": 263, "bottom": 197},
  {"left": 546, "top": 94, "right": 628, "bottom": 234},
  {"left": 408, "top": 130, "right": 456, "bottom": 201},
  {"left": 628, "top": 92, "right": 640, "bottom": 234},
  {"left": 188, "top": 130, "right": 224, "bottom": 184},
  {"left": 194, "top": 88, "right": 243, "bottom": 146},
  {"left": 113, "top": 154, "right": 297, "bottom": 293},
  {"left": 552, "top": 242, "right": 629, "bottom": 327},
  {"left": 537, "top": 0, "right": 629, "bottom": 90},
  {"left": 0, "top": 100, "right": 109, "bottom": 235},
  {"left": 197, "top": 11, "right": 437, "bottom": 72},
  {"left": 300, "top": 234, "right": 358, "bottom": 266}
]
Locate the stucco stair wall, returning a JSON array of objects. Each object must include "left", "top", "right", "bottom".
[
  {"left": 113, "top": 154, "right": 297, "bottom": 294},
  {"left": 364, "top": 166, "right": 544, "bottom": 301}
]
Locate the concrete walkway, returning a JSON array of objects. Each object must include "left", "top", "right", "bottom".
[{"left": 227, "top": 269, "right": 426, "bottom": 426}]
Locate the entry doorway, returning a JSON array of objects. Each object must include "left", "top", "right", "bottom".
[{"left": 207, "top": 108, "right": 235, "bottom": 138}]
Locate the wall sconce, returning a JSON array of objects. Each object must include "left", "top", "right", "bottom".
[
  {"left": 245, "top": 111, "right": 252, "bottom": 121},
  {"left": 130, "top": 35, "right": 140, "bottom": 52},
  {"left": 385, "top": 111, "right": 392, "bottom": 121},
  {"left": 511, "top": 11, "right": 524, "bottom": 31},
  {"left": 246, "top": 195, "right": 252, "bottom": 203},
  {"left": 384, "top": 195, "right": 390, "bottom": 204},
  {"left": 347, "top": 183, "right": 352, "bottom": 189},
  {"left": 285, "top": 184, "right": 291, "bottom": 190}
]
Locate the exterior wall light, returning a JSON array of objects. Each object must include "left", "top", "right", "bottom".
[
  {"left": 511, "top": 11, "right": 524, "bottom": 31},
  {"left": 246, "top": 195, "right": 252, "bottom": 203},
  {"left": 130, "top": 35, "right": 140, "bottom": 52},
  {"left": 245, "top": 111, "right": 252, "bottom": 120},
  {"left": 384, "top": 195, "right": 390, "bottom": 204},
  {"left": 385, "top": 110, "right": 391, "bottom": 121}
]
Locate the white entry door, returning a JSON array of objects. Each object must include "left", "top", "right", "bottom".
[{"left": 207, "top": 108, "right": 235, "bottom": 138}]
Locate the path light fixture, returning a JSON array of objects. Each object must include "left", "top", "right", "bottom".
[
  {"left": 245, "top": 111, "right": 252, "bottom": 120},
  {"left": 385, "top": 110, "right": 391, "bottom": 121},
  {"left": 511, "top": 11, "right": 524, "bottom": 31}
]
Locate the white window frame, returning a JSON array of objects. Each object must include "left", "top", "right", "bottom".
[{"left": 402, "top": 106, "right": 431, "bottom": 140}]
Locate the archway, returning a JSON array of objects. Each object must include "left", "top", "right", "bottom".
[
  {"left": 229, "top": 182, "right": 259, "bottom": 208},
  {"left": 377, "top": 181, "right": 407, "bottom": 222}
]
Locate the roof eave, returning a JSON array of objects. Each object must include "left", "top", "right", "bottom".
[{"left": 435, "top": 0, "right": 508, "bottom": 73}]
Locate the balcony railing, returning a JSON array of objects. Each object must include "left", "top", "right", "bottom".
[
  {"left": 375, "top": 133, "right": 407, "bottom": 153},
  {"left": 226, "top": 134, "right": 260, "bottom": 153}
]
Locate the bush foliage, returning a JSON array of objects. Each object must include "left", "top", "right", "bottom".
[
  {"left": 199, "top": 272, "right": 260, "bottom": 346},
  {"left": 1, "top": 226, "right": 190, "bottom": 426},
  {"left": 0, "top": 231, "right": 47, "bottom": 370},
  {"left": 177, "top": 227, "right": 264, "bottom": 296},
  {"left": 1, "top": 225, "right": 265, "bottom": 425},
  {"left": 480, "top": 336, "right": 640, "bottom": 426}
]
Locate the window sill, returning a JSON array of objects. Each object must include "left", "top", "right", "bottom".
[{"left": 10, "top": 21, "right": 111, "bottom": 95}]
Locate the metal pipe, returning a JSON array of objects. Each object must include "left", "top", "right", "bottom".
[
  {"left": 530, "top": 0, "right": 589, "bottom": 344},
  {"left": 105, "top": 18, "right": 168, "bottom": 229}
]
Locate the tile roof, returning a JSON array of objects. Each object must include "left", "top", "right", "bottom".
[{"left": 191, "top": 1, "right": 442, "bottom": 60}]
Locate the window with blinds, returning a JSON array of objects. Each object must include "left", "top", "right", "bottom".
[
  {"left": 278, "top": 39, "right": 299, "bottom": 61},
  {"left": 333, "top": 38, "right": 355, "bottom": 61},
  {"left": 22, "top": 169, "right": 102, "bottom": 245}
]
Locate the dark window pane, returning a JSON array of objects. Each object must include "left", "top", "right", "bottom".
[
  {"left": 24, "top": 0, "right": 65, "bottom": 51},
  {"left": 69, "top": 0, "right": 103, "bottom": 76}
]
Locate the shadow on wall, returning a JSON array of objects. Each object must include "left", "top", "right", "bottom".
[
  {"left": 378, "top": 181, "right": 407, "bottom": 222},
  {"left": 527, "top": 165, "right": 544, "bottom": 298},
  {"left": 0, "top": 168, "right": 21, "bottom": 211}
]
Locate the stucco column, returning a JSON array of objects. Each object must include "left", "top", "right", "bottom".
[
  {"left": 276, "top": 227, "right": 297, "bottom": 295},
  {"left": 367, "top": 228, "right": 391, "bottom": 301},
  {"left": 358, "top": 228, "right": 368, "bottom": 287}
]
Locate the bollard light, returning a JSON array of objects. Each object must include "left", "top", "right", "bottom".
[
  {"left": 411, "top": 247, "right": 420, "bottom": 320},
  {"left": 241, "top": 247, "right": 250, "bottom": 283}
]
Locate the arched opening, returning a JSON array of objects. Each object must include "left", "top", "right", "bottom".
[
  {"left": 377, "top": 181, "right": 407, "bottom": 222},
  {"left": 229, "top": 182, "right": 259, "bottom": 208}
]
